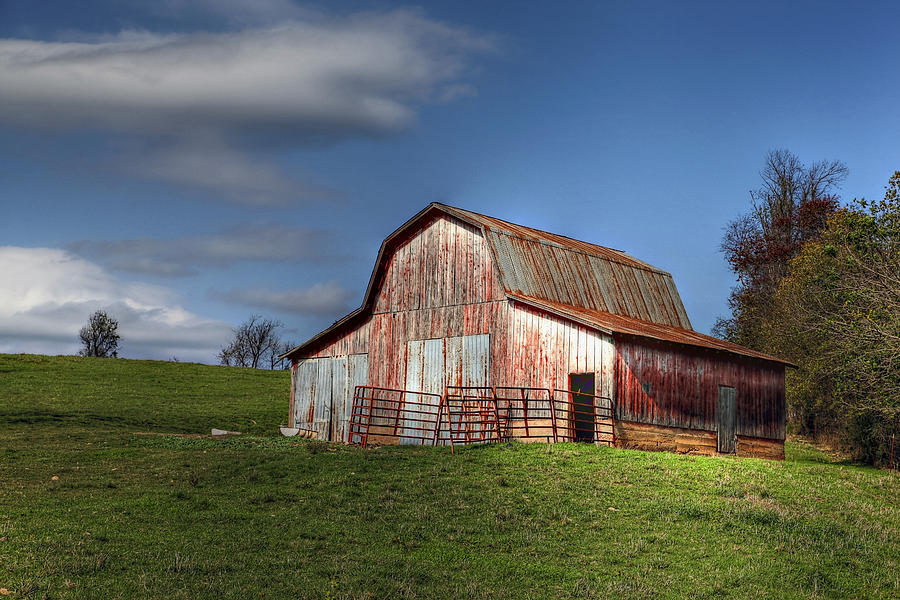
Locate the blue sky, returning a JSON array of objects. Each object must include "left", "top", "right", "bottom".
[{"left": 1, "top": 0, "right": 898, "bottom": 362}]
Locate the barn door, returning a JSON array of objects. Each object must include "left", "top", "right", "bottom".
[
  {"left": 404, "top": 335, "right": 490, "bottom": 444},
  {"left": 293, "top": 358, "right": 333, "bottom": 440},
  {"left": 570, "top": 373, "right": 595, "bottom": 442},
  {"left": 333, "top": 354, "right": 368, "bottom": 443},
  {"left": 293, "top": 354, "right": 368, "bottom": 441},
  {"left": 462, "top": 334, "right": 490, "bottom": 388},
  {"left": 402, "top": 340, "right": 441, "bottom": 444},
  {"left": 717, "top": 385, "right": 736, "bottom": 453}
]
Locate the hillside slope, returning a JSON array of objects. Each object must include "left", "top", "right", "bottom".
[
  {"left": 0, "top": 353, "right": 288, "bottom": 434},
  {"left": 0, "top": 354, "right": 897, "bottom": 599}
]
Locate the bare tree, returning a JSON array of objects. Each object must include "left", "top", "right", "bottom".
[
  {"left": 276, "top": 340, "right": 298, "bottom": 370},
  {"left": 79, "top": 310, "right": 120, "bottom": 358},
  {"left": 218, "top": 315, "right": 284, "bottom": 369}
]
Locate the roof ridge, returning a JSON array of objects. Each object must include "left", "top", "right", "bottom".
[{"left": 432, "top": 202, "right": 669, "bottom": 275}]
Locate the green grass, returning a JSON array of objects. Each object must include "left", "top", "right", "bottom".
[{"left": 1, "top": 354, "right": 898, "bottom": 599}]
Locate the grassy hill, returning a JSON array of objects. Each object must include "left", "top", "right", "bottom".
[{"left": 1, "top": 354, "right": 897, "bottom": 599}]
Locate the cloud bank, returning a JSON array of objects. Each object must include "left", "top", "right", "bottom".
[
  {"left": 0, "top": 10, "right": 494, "bottom": 203},
  {"left": 0, "top": 246, "right": 232, "bottom": 362},
  {"left": 212, "top": 282, "right": 355, "bottom": 317},
  {"left": 67, "top": 224, "right": 348, "bottom": 277}
]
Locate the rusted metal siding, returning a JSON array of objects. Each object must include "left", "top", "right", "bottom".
[{"left": 615, "top": 336, "right": 785, "bottom": 440}]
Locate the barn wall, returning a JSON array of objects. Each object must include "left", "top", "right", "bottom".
[
  {"left": 612, "top": 421, "right": 785, "bottom": 459},
  {"left": 293, "top": 216, "right": 510, "bottom": 440},
  {"left": 615, "top": 336, "right": 785, "bottom": 441},
  {"left": 373, "top": 214, "right": 506, "bottom": 314},
  {"left": 503, "top": 301, "right": 615, "bottom": 398}
]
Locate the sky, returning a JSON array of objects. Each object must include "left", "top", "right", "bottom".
[{"left": 1, "top": 0, "right": 898, "bottom": 363}]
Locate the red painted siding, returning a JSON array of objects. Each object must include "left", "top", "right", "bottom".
[
  {"left": 301, "top": 215, "right": 507, "bottom": 390},
  {"left": 615, "top": 336, "right": 786, "bottom": 440}
]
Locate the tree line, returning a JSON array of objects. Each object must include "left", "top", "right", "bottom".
[
  {"left": 77, "top": 311, "right": 294, "bottom": 369},
  {"left": 717, "top": 150, "right": 898, "bottom": 466}
]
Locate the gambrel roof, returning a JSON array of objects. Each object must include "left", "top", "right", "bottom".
[
  {"left": 283, "top": 203, "right": 790, "bottom": 365},
  {"left": 438, "top": 203, "right": 692, "bottom": 329}
]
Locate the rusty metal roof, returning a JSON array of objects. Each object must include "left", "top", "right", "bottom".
[
  {"left": 509, "top": 294, "right": 795, "bottom": 365},
  {"left": 436, "top": 203, "right": 693, "bottom": 329},
  {"left": 282, "top": 203, "right": 787, "bottom": 365}
]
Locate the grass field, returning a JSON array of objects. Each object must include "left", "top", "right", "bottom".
[{"left": 1, "top": 354, "right": 898, "bottom": 599}]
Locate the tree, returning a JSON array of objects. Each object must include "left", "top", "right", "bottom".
[
  {"left": 769, "top": 172, "right": 900, "bottom": 464},
  {"left": 715, "top": 150, "right": 847, "bottom": 346},
  {"left": 218, "top": 315, "right": 284, "bottom": 369},
  {"left": 79, "top": 310, "right": 120, "bottom": 358},
  {"left": 277, "top": 340, "right": 298, "bottom": 370}
]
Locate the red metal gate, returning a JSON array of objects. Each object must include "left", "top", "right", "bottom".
[
  {"left": 347, "top": 384, "right": 615, "bottom": 449},
  {"left": 348, "top": 386, "right": 444, "bottom": 447}
]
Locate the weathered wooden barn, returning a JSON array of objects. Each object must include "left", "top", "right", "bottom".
[{"left": 282, "top": 203, "right": 789, "bottom": 459}]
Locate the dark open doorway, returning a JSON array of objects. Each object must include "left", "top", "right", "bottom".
[{"left": 569, "top": 373, "right": 595, "bottom": 442}]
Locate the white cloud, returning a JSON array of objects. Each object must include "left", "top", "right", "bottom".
[
  {"left": 0, "top": 10, "right": 495, "bottom": 203},
  {"left": 67, "top": 223, "right": 347, "bottom": 276},
  {"left": 0, "top": 247, "right": 232, "bottom": 362},
  {"left": 212, "top": 281, "right": 355, "bottom": 317}
]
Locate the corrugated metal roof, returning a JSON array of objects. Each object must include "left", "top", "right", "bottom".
[
  {"left": 437, "top": 204, "right": 693, "bottom": 329},
  {"left": 282, "top": 203, "right": 787, "bottom": 365},
  {"left": 509, "top": 294, "right": 794, "bottom": 366}
]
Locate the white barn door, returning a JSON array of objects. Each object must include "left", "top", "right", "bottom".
[
  {"left": 403, "top": 334, "right": 490, "bottom": 443},
  {"left": 293, "top": 354, "right": 368, "bottom": 441}
]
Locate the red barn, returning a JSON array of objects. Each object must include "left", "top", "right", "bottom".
[{"left": 282, "top": 203, "right": 788, "bottom": 459}]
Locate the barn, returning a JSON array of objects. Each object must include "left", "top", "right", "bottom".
[{"left": 281, "top": 203, "right": 789, "bottom": 459}]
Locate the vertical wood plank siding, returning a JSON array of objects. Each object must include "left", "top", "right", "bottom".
[
  {"left": 297, "top": 216, "right": 509, "bottom": 432},
  {"left": 615, "top": 336, "right": 786, "bottom": 440},
  {"left": 503, "top": 301, "right": 615, "bottom": 399}
]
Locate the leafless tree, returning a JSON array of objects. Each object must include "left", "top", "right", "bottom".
[
  {"left": 276, "top": 340, "right": 298, "bottom": 370},
  {"left": 218, "top": 315, "right": 284, "bottom": 369},
  {"left": 79, "top": 310, "right": 120, "bottom": 358}
]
